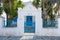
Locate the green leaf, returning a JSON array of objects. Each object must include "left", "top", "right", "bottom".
[
  {"left": 0, "top": 7, "right": 3, "bottom": 14},
  {"left": 53, "top": 6, "right": 58, "bottom": 13}
]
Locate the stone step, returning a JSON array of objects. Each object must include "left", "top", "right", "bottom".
[{"left": 20, "top": 36, "right": 34, "bottom": 40}]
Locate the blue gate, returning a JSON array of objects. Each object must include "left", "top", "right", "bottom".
[{"left": 24, "top": 16, "right": 35, "bottom": 33}]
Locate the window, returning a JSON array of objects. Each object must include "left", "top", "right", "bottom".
[
  {"left": 43, "top": 20, "right": 58, "bottom": 28},
  {"left": 4, "top": 16, "right": 18, "bottom": 27},
  {"left": 26, "top": 16, "right": 32, "bottom": 22}
]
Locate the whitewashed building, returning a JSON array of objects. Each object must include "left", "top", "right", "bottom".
[
  {"left": 18, "top": 2, "right": 42, "bottom": 36},
  {"left": 18, "top": 2, "right": 59, "bottom": 36},
  {"left": 0, "top": 1, "right": 60, "bottom": 38}
]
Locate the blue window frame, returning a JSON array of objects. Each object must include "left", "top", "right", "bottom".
[
  {"left": 4, "top": 16, "right": 17, "bottom": 27},
  {"left": 43, "top": 20, "right": 58, "bottom": 28},
  {"left": 24, "top": 16, "right": 35, "bottom": 33}
]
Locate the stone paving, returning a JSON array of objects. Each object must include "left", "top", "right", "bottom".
[
  {"left": 0, "top": 36, "right": 22, "bottom": 40},
  {"left": 0, "top": 36, "right": 60, "bottom": 40},
  {"left": 33, "top": 36, "right": 60, "bottom": 40}
]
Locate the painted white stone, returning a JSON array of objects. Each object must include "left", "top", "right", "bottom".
[
  {"left": 18, "top": 2, "right": 42, "bottom": 36},
  {"left": 0, "top": 16, "right": 4, "bottom": 28},
  {"left": 20, "top": 35, "right": 34, "bottom": 40}
]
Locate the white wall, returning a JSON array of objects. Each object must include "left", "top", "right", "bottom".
[
  {"left": 0, "top": 17, "right": 20, "bottom": 36},
  {"left": 35, "top": 8, "right": 60, "bottom": 36},
  {"left": 17, "top": 8, "right": 42, "bottom": 36},
  {"left": 0, "top": 12, "right": 20, "bottom": 36},
  {"left": 0, "top": 18, "right": 21, "bottom": 36},
  {"left": 18, "top": 8, "right": 60, "bottom": 36},
  {"left": 0, "top": 7, "right": 60, "bottom": 36},
  {"left": 36, "top": 17, "right": 60, "bottom": 36},
  {"left": 0, "top": 17, "right": 4, "bottom": 28}
]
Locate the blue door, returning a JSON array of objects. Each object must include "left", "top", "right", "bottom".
[{"left": 24, "top": 16, "right": 35, "bottom": 33}]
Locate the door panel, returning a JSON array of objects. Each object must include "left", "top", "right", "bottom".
[{"left": 24, "top": 16, "right": 35, "bottom": 33}]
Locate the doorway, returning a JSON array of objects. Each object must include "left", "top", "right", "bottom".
[{"left": 24, "top": 16, "right": 35, "bottom": 33}]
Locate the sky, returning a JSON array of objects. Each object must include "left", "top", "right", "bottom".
[{"left": 21, "top": 0, "right": 33, "bottom": 2}]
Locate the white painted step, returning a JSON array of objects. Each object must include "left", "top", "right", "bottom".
[{"left": 20, "top": 35, "right": 34, "bottom": 40}]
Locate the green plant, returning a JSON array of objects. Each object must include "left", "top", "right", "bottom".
[
  {"left": 0, "top": 7, "right": 3, "bottom": 15},
  {"left": 11, "top": 0, "right": 25, "bottom": 20},
  {"left": 3, "top": 0, "right": 24, "bottom": 26},
  {"left": 17, "top": 1, "right": 25, "bottom": 8},
  {"left": 42, "top": 0, "right": 56, "bottom": 20},
  {"left": 32, "top": 0, "right": 41, "bottom": 8},
  {"left": 3, "top": 0, "right": 9, "bottom": 13},
  {"left": 3, "top": 0, "right": 24, "bottom": 20},
  {"left": 53, "top": 6, "right": 58, "bottom": 13}
]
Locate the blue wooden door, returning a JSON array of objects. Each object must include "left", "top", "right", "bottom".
[{"left": 24, "top": 16, "right": 35, "bottom": 33}]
